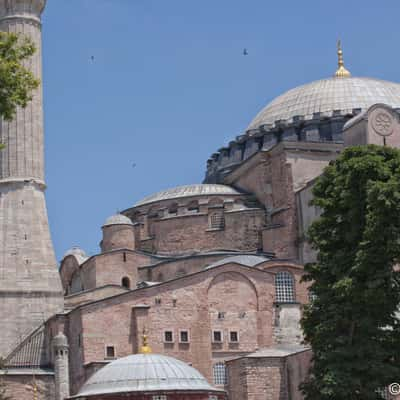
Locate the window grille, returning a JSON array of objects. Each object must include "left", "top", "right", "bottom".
[
  {"left": 164, "top": 331, "right": 174, "bottom": 343},
  {"left": 376, "top": 387, "right": 389, "bottom": 399},
  {"left": 209, "top": 213, "right": 225, "bottom": 229},
  {"left": 213, "top": 362, "right": 227, "bottom": 385},
  {"left": 212, "top": 330, "right": 223, "bottom": 343},
  {"left": 229, "top": 331, "right": 239, "bottom": 343},
  {"left": 275, "top": 271, "right": 295, "bottom": 303},
  {"left": 179, "top": 330, "right": 189, "bottom": 343}
]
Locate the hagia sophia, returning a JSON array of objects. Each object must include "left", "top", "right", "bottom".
[{"left": 1, "top": 1, "right": 400, "bottom": 399}]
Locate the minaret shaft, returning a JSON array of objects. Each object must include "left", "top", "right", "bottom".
[{"left": 0, "top": 0, "right": 63, "bottom": 358}]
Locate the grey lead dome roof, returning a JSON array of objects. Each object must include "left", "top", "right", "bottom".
[
  {"left": 135, "top": 184, "right": 242, "bottom": 207},
  {"left": 74, "top": 353, "right": 219, "bottom": 397},
  {"left": 248, "top": 77, "right": 400, "bottom": 129},
  {"left": 103, "top": 214, "right": 133, "bottom": 227}
]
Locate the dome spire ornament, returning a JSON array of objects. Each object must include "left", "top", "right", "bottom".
[
  {"left": 334, "top": 40, "right": 351, "bottom": 78},
  {"left": 140, "top": 328, "right": 152, "bottom": 354}
]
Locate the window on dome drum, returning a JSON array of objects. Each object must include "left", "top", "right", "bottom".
[
  {"left": 121, "top": 277, "right": 130, "bottom": 289},
  {"left": 212, "top": 330, "right": 223, "bottom": 343},
  {"left": 209, "top": 212, "right": 225, "bottom": 230},
  {"left": 163, "top": 331, "right": 174, "bottom": 343},
  {"left": 105, "top": 346, "right": 115, "bottom": 359},
  {"left": 179, "top": 330, "right": 190, "bottom": 343},
  {"left": 275, "top": 271, "right": 295, "bottom": 303},
  {"left": 229, "top": 331, "right": 239, "bottom": 343},
  {"left": 187, "top": 200, "right": 200, "bottom": 213},
  {"left": 168, "top": 203, "right": 178, "bottom": 216},
  {"left": 213, "top": 362, "right": 227, "bottom": 385}
]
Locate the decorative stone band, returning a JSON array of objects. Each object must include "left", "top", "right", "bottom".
[
  {"left": 0, "top": 177, "right": 47, "bottom": 190},
  {"left": 0, "top": 290, "right": 63, "bottom": 297},
  {"left": 204, "top": 108, "right": 365, "bottom": 183},
  {"left": 0, "top": 0, "right": 46, "bottom": 20}
]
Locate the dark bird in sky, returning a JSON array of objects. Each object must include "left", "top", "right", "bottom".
[
  {"left": 132, "top": 163, "right": 136, "bottom": 168},
  {"left": 91, "top": 55, "right": 95, "bottom": 61},
  {"left": 243, "top": 48, "right": 248, "bottom": 56}
]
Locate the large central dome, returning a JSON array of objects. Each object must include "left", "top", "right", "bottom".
[{"left": 248, "top": 77, "right": 400, "bottom": 130}]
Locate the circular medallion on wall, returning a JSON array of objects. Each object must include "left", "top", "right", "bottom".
[{"left": 372, "top": 111, "right": 394, "bottom": 137}]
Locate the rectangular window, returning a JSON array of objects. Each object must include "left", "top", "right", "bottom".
[
  {"left": 213, "top": 362, "right": 227, "bottom": 385},
  {"left": 212, "top": 330, "right": 223, "bottom": 343},
  {"left": 105, "top": 346, "right": 115, "bottom": 359},
  {"left": 164, "top": 331, "right": 174, "bottom": 343},
  {"left": 179, "top": 330, "right": 190, "bottom": 343},
  {"left": 152, "top": 396, "right": 167, "bottom": 400},
  {"left": 217, "top": 311, "right": 225, "bottom": 320},
  {"left": 229, "top": 331, "right": 239, "bottom": 343},
  {"left": 209, "top": 213, "right": 225, "bottom": 230}
]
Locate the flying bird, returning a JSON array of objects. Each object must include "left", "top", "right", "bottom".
[
  {"left": 243, "top": 48, "right": 248, "bottom": 56},
  {"left": 90, "top": 55, "right": 95, "bottom": 61}
]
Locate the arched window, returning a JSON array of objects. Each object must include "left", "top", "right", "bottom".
[
  {"left": 168, "top": 203, "right": 178, "bottom": 216},
  {"left": 213, "top": 362, "right": 227, "bottom": 385},
  {"left": 275, "top": 271, "right": 295, "bottom": 303},
  {"left": 187, "top": 200, "right": 199, "bottom": 213},
  {"left": 121, "top": 277, "right": 130, "bottom": 289}
]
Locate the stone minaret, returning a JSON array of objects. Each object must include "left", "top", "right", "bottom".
[
  {"left": 0, "top": 0, "right": 63, "bottom": 357},
  {"left": 52, "top": 333, "right": 70, "bottom": 400}
]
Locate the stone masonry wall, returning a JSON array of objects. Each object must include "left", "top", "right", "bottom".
[
  {"left": 1, "top": 373, "right": 55, "bottom": 400},
  {"left": 63, "top": 264, "right": 277, "bottom": 395}
]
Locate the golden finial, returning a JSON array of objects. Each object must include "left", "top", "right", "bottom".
[
  {"left": 140, "top": 328, "right": 152, "bottom": 354},
  {"left": 334, "top": 39, "right": 351, "bottom": 78}
]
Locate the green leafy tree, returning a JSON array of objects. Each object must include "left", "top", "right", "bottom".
[
  {"left": 0, "top": 357, "right": 11, "bottom": 400},
  {"left": 0, "top": 31, "right": 39, "bottom": 149},
  {"left": 301, "top": 145, "right": 400, "bottom": 400}
]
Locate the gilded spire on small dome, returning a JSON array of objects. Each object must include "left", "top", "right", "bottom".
[
  {"left": 334, "top": 40, "right": 351, "bottom": 78},
  {"left": 140, "top": 328, "right": 152, "bottom": 354}
]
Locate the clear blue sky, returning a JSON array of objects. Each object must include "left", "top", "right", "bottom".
[{"left": 42, "top": 0, "right": 400, "bottom": 260}]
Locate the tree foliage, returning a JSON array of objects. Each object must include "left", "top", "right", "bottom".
[
  {"left": 0, "top": 31, "right": 39, "bottom": 132},
  {"left": 301, "top": 145, "right": 400, "bottom": 400}
]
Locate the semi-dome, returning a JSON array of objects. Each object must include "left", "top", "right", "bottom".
[
  {"left": 248, "top": 77, "right": 400, "bottom": 130},
  {"left": 135, "top": 184, "right": 242, "bottom": 207},
  {"left": 103, "top": 214, "right": 133, "bottom": 227},
  {"left": 73, "top": 353, "right": 220, "bottom": 397}
]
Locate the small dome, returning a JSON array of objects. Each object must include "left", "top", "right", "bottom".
[
  {"left": 135, "top": 184, "right": 242, "bottom": 207},
  {"left": 62, "top": 246, "right": 88, "bottom": 264},
  {"left": 52, "top": 332, "right": 68, "bottom": 348},
  {"left": 248, "top": 77, "right": 400, "bottom": 129},
  {"left": 103, "top": 214, "right": 133, "bottom": 227},
  {"left": 74, "top": 353, "right": 220, "bottom": 397},
  {"left": 205, "top": 255, "right": 270, "bottom": 270}
]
